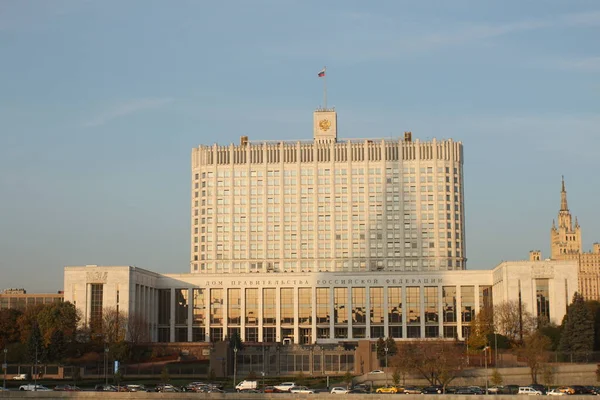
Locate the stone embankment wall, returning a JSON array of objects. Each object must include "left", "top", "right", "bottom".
[{"left": 0, "top": 395, "right": 599, "bottom": 400}]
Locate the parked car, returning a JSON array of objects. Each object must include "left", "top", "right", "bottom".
[
  {"left": 530, "top": 384, "right": 547, "bottom": 395},
  {"left": 274, "top": 382, "right": 297, "bottom": 392},
  {"left": 290, "top": 385, "right": 315, "bottom": 394},
  {"left": 12, "top": 374, "right": 27, "bottom": 381},
  {"left": 54, "top": 385, "right": 81, "bottom": 391},
  {"left": 348, "top": 388, "right": 369, "bottom": 394},
  {"left": 263, "top": 386, "right": 277, "bottom": 393},
  {"left": 19, "top": 384, "right": 51, "bottom": 391},
  {"left": 422, "top": 386, "right": 443, "bottom": 394},
  {"left": 518, "top": 386, "right": 543, "bottom": 395},
  {"left": 236, "top": 380, "right": 258, "bottom": 392},
  {"left": 547, "top": 389, "right": 566, "bottom": 396},
  {"left": 95, "top": 384, "right": 117, "bottom": 392},
  {"left": 404, "top": 386, "right": 423, "bottom": 394},
  {"left": 369, "top": 369, "right": 384, "bottom": 374},
  {"left": 376, "top": 386, "right": 398, "bottom": 394},
  {"left": 125, "top": 384, "right": 147, "bottom": 392},
  {"left": 331, "top": 386, "right": 350, "bottom": 394},
  {"left": 556, "top": 387, "right": 576, "bottom": 395}
]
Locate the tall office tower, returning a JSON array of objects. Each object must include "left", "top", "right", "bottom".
[{"left": 190, "top": 109, "right": 465, "bottom": 274}]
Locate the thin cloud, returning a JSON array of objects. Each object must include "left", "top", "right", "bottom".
[
  {"left": 398, "top": 10, "right": 600, "bottom": 52},
  {"left": 83, "top": 97, "right": 174, "bottom": 128},
  {"left": 555, "top": 56, "right": 600, "bottom": 72}
]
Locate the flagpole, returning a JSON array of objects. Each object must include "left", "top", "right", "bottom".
[{"left": 323, "top": 66, "right": 327, "bottom": 110}]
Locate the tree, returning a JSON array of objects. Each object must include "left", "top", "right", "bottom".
[
  {"left": 46, "top": 330, "right": 67, "bottom": 362},
  {"left": 517, "top": 331, "right": 551, "bottom": 384},
  {"left": 392, "top": 368, "right": 401, "bottom": 386},
  {"left": 584, "top": 300, "right": 600, "bottom": 351},
  {"left": 494, "top": 300, "right": 536, "bottom": 344},
  {"left": 559, "top": 292, "right": 594, "bottom": 355},
  {"left": 468, "top": 306, "right": 494, "bottom": 350},
  {"left": 37, "top": 302, "right": 79, "bottom": 346},
  {"left": 229, "top": 330, "right": 243, "bottom": 351},
  {"left": 127, "top": 312, "right": 150, "bottom": 344},
  {"left": 376, "top": 337, "right": 386, "bottom": 361},
  {"left": 0, "top": 309, "right": 22, "bottom": 349},
  {"left": 539, "top": 324, "right": 562, "bottom": 351},
  {"left": 542, "top": 365, "right": 555, "bottom": 387},
  {"left": 490, "top": 369, "right": 503, "bottom": 386},
  {"left": 160, "top": 366, "right": 170, "bottom": 383},
  {"left": 102, "top": 307, "right": 128, "bottom": 344},
  {"left": 26, "top": 322, "right": 45, "bottom": 365},
  {"left": 16, "top": 303, "right": 46, "bottom": 343},
  {"left": 343, "top": 370, "right": 354, "bottom": 389},
  {"left": 392, "top": 341, "right": 466, "bottom": 391},
  {"left": 385, "top": 337, "right": 398, "bottom": 357}
]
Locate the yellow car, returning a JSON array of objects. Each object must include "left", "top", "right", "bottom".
[{"left": 376, "top": 386, "right": 398, "bottom": 394}]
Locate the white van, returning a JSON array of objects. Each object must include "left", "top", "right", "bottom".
[
  {"left": 235, "top": 380, "right": 257, "bottom": 392},
  {"left": 518, "top": 386, "right": 542, "bottom": 395}
]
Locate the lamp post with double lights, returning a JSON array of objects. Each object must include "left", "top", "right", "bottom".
[
  {"left": 384, "top": 346, "right": 389, "bottom": 387},
  {"left": 233, "top": 346, "right": 238, "bottom": 389},
  {"left": 104, "top": 346, "right": 110, "bottom": 385},
  {"left": 483, "top": 346, "right": 490, "bottom": 394},
  {"left": 3, "top": 348, "right": 7, "bottom": 390}
]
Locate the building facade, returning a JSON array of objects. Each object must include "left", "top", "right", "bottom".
[
  {"left": 190, "top": 109, "right": 466, "bottom": 275},
  {"left": 64, "top": 260, "right": 577, "bottom": 344},
  {"left": 0, "top": 288, "right": 63, "bottom": 311},
  {"left": 548, "top": 178, "right": 600, "bottom": 300}
]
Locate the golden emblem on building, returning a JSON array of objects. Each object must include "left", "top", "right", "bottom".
[{"left": 319, "top": 119, "right": 331, "bottom": 131}]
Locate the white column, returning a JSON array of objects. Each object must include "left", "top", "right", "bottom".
[
  {"left": 293, "top": 288, "right": 299, "bottom": 344},
  {"left": 311, "top": 286, "right": 317, "bottom": 344},
  {"left": 456, "top": 285, "right": 463, "bottom": 340},
  {"left": 420, "top": 286, "right": 425, "bottom": 338},
  {"left": 188, "top": 288, "right": 193, "bottom": 342},
  {"left": 276, "top": 288, "right": 281, "bottom": 342},
  {"left": 347, "top": 288, "right": 353, "bottom": 339},
  {"left": 241, "top": 288, "right": 246, "bottom": 341},
  {"left": 366, "top": 287, "right": 371, "bottom": 339},
  {"left": 170, "top": 288, "right": 175, "bottom": 342},
  {"left": 438, "top": 284, "right": 444, "bottom": 338},
  {"left": 401, "top": 286, "right": 407, "bottom": 339},
  {"left": 258, "top": 288, "right": 264, "bottom": 342}
]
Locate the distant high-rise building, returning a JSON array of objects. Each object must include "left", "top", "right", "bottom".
[
  {"left": 549, "top": 178, "right": 600, "bottom": 300},
  {"left": 190, "top": 109, "right": 466, "bottom": 275}
]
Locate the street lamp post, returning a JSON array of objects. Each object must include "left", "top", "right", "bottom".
[
  {"left": 483, "top": 346, "right": 490, "bottom": 393},
  {"left": 233, "top": 346, "right": 238, "bottom": 390},
  {"left": 34, "top": 345, "right": 38, "bottom": 391},
  {"left": 104, "top": 346, "right": 109, "bottom": 386},
  {"left": 384, "top": 347, "right": 389, "bottom": 387},
  {"left": 3, "top": 348, "right": 7, "bottom": 390}
]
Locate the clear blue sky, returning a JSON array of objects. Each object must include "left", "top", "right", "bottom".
[{"left": 1, "top": 0, "right": 599, "bottom": 293}]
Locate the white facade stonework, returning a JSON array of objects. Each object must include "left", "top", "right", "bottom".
[
  {"left": 190, "top": 110, "right": 466, "bottom": 275},
  {"left": 64, "top": 260, "right": 578, "bottom": 344}
]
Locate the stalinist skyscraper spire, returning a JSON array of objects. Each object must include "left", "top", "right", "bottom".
[{"left": 551, "top": 176, "right": 582, "bottom": 259}]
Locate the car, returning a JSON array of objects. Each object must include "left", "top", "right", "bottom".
[
  {"left": 12, "top": 374, "right": 27, "bottom": 381},
  {"left": 348, "top": 388, "right": 370, "bottom": 394},
  {"left": 530, "top": 384, "right": 547, "bottom": 395},
  {"left": 95, "top": 384, "right": 117, "bottom": 392},
  {"left": 376, "top": 386, "right": 398, "bottom": 393},
  {"left": 547, "top": 389, "right": 566, "bottom": 396},
  {"left": 331, "top": 386, "right": 350, "bottom": 394},
  {"left": 404, "top": 386, "right": 423, "bottom": 394},
  {"left": 125, "top": 384, "right": 147, "bottom": 392},
  {"left": 518, "top": 386, "right": 543, "bottom": 395},
  {"left": 369, "top": 369, "right": 385, "bottom": 374},
  {"left": 422, "top": 386, "right": 443, "bottom": 394},
  {"left": 54, "top": 385, "right": 81, "bottom": 391},
  {"left": 556, "top": 387, "right": 575, "bottom": 395},
  {"left": 290, "top": 385, "right": 315, "bottom": 394},
  {"left": 263, "top": 386, "right": 277, "bottom": 393},
  {"left": 19, "top": 384, "right": 52, "bottom": 391},
  {"left": 0, "top": 387, "right": 10, "bottom": 392},
  {"left": 274, "top": 382, "right": 297, "bottom": 392}
]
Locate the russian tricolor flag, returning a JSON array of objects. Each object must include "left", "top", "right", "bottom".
[{"left": 318, "top": 68, "right": 325, "bottom": 77}]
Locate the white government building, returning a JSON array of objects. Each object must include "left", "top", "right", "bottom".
[{"left": 64, "top": 108, "right": 579, "bottom": 344}]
